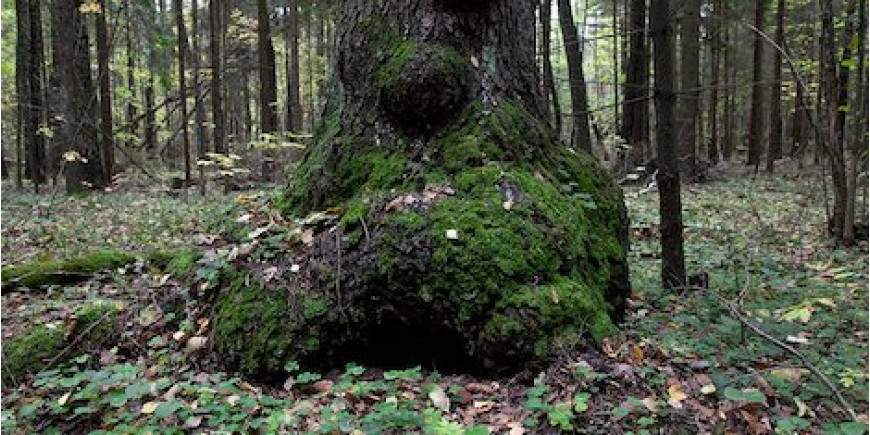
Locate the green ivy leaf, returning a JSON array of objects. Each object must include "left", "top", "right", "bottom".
[{"left": 722, "top": 387, "right": 766, "bottom": 404}]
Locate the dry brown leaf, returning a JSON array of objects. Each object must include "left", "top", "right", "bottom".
[{"left": 667, "top": 384, "right": 688, "bottom": 408}]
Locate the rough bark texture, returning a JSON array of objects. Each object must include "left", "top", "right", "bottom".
[
  {"left": 765, "top": 0, "right": 784, "bottom": 172},
  {"left": 209, "top": 0, "right": 225, "bottom": 153},
  {"left": 746, "top": 0, "right": 765, "bottom": 168},
  {"left": 678, "top": 0, "right": 700, "bottom": 161},
  {"left": 651, "top": 0, "right": 686, "bottom": 290},
  {"left": 52, "top": 0, "right": 104, "bottom": 193},
  {"left": 285, "top": 1, "right": 303, "bottom": 132},
  {"left": 257, "top": 0, "right": 279, "bottom": 135},
  {"left": 212, "top": 0, "right": 630, "bottom": 378},
  {"left": 619, "top": 0, "right": 649, "bottom": 169},
  {"left": 175, "top": 0, "right": 191, "bottom": 183},
  {"left": 96, "top": 1, "right": 114, "bottom": 184},
  {"left": 17, "top": 0, "right": 47, "bottom": 188}
]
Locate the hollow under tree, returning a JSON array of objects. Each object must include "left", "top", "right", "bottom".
[{"left": 212, "top": 0, "right": 631, "bottom": 378}]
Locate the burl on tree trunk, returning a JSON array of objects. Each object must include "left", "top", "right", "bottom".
[{"left": 213, "top": 0, "right": 630, "bottom": 377}]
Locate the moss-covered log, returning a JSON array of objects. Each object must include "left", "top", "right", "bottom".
[
  {"left": 1, "top": 249, "right": 202, "bottom": 289},
  {"left": 2, "top": 303, "right": 120, "bottom": 386},
  {"left": 214, "top": 0, "right": 630, "bottom": 378}
]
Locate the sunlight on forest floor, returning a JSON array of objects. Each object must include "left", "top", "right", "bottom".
[{"left": 1, "top": 166, "right": 867, "bottom": 433}]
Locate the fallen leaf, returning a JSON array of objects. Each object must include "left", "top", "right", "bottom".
[
  {"left": 290, "top": 264, "right": 301, "bottom": 273},
  {"left": 301, "top": 229, "right": 315, "bottom": 246},
  {"left": 58, "top": 391, "right": 72, "bottom": 406},
  {"left": 445, "top": 229, "right": 459, "bottom": 240},
  {"left": 502, "top": 200, "right": 514, "bottom": 211},
  {"left": 184, "top": 416, "right": 203, "bottom": 429},
  {"left": 630, "top": 344, "right": 644, "bottom": 363},
  {"left": 641, "top": 397, "right": 659, "bottom": 412},
  {"left": 313, "top": 379, "right": 334, "bottom": 394},
  {"left": 429, "top": 385, "right": 450, "bottom": 411},
  {"left": 227, "top": 395, "right": 241, "bottom": 406},
  {"left": 700, "top": 384, "right": 717, "bottom": 395},
  {"left": 667, "top": 384, "right": 687, "bottom": 408},
  {"left": 141, "top": 401, "right": 160, "bottom": 414},
  {"left": 186, "top": 336, "right": 208, "bottom": 353}
]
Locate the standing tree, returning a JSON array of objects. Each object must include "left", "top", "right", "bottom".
[
  {"left": 51, "top": 0, "right": 104, "bottom": 192},
  {"left": 678, "top": 0, "right": 700, "bottom": 162},
  {"left": 209, "top": 0, "right": 225, "bottom": 153},
  {"left": 175, "top": 0, "right": 191, "bottom": 184},
  {"left": 620, "top": 0, "right": 649, "bottom": 168},
  {"left": 257, "top": 0, "right": 279, "bottom": 135},
  {"left": 16, "top": 0, "right": 47, "bottom": 190},
  {"left": 540, "top": 0, "right": 561, "bottom": 133},
  {"left": 285, "top": 0, "right": 303, "bottom": 133},
  {"left": 651, "top": 0, "right": 686, "bottom": 290},
  {"left": 746, "top": 0, "right": 765, "bottom": 168},
  {"left": 212, "top": 0, "right": 631, "bottom": 377},
  {"left": 765, "top": 0, "right": 785, "bottom": 172},
  {"left": 95, "top": 0, "right": 114, "bottom": 184},
  {"left": 557, "top": 0, "right": 593, "bottom": 152}
]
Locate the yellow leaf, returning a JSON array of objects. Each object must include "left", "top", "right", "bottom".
[
  {"left": 141, "top": 401, "right": 160, "bottom": 414},
  {"left": 630, "top": 344, "right": 644, "bottom": 362},
  {"left": 667, "top": 384, "right": 687, "bottom": 408}
]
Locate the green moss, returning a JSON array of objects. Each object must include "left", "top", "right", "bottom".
[
  {"left": 375, "top": 41, "right": 417, "bottom": 87},
  {"left": 1, "top": 303, "right": 119, "bottom": 386},
  {"left": 164, "top": 249, "right": 202, "bottom": 276},
  {"left": 1, "top": 250, "right": 140, "bottom": 288}
]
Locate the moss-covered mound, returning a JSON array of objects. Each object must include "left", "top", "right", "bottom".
[
  {"left": 2, "top": 303, "right": 120, "bottom": 386},
  {"left": 212, "top": 101, "right": 630, "bottom": 378}
]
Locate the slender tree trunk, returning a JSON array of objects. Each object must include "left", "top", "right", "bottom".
[
  {"left": 746, "top": 0, "right": 765, "bottom": 168},
  {"left": 209, "top": 0, "right": 225, "bottom": 153},
  {"left": 285, "top": 1, "right": 303, "bottom": 132},
  {"left": 765, "top": 0, "right": 785, "bottom": 172},
  {"left": 174, "top": 0, "right": 191, "bottom": 184},
  {"left": 15, "top": 0, "right": 26, "bottom": 189},
  {"left": 557, "top": 0, "right": 593, "bottom": 152},
  {"left": 52, "top": 0, "right": 104, "bottom": 193},
  {"left": 17, "top": 0, "right": 47, "bottom": 190},
  {"left": 707, "top": 0, "right": 721, "bottom": 164},
  {"left": 125, "top": 0, "right": 138, "bottom": 141},
  {"left": 612, "top": 0, "right": 619, "bottom": 132},
  {"left": 722, "top": 16, "right": 735, "bottom": 161},
  {"left": 191, "top": 0, "right": 207, "bottom": 156},
  {"left": 258, "top": 0, "right": 279, "bottom": 135},
  {"left": 539, "top": 0, "right": 552, "bottom": 124},
  {"left": 678, "top": 0, "right": 700, "bottom": 162},
  {"left": 96, "top": 0, "right": 114, "bottom": 184},
  {"left": 651, "top": 0, "right": 686, "bottom": 290},
  {"left": 620, "top": 0, "right": 649, "bottom": 167}
]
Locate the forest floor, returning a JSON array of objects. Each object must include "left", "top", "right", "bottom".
[{"left": 1, "top": 163, "right": 868, "bottom": 434}]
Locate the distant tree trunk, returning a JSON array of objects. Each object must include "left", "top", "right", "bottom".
[
  {"left": 125, "top": 0, "right": 138, "bottom": 141},
  {"left": 257, "top": 0, "right": 279, "bottom": 135},
  {"left": 209, "top": 0, "right": 226, "bottom": 153},
  {"left": 51, "top": 0, "right": 104, "bottom": 193},
  {"left": 722, "top": 16, "right": 735, "bottom": 161},
  {"left": 765, "top": 0, "right": 785, "bottom": 172},
  {"left": 746, "top": 0, "right": 765, "bottom": 168},
  {"left": 792, "top": 81, "right": 806, "bottom": 161},
  {"left": 651, "top": 0, "right": 686, "bottom": 290},
  {"left": 539, "top": 0, "right": 552, "bottom": 126},
  {"left": 678, "top": 0, "right": 700, "bottom": 162},
  {"left": 707, "top": 0, "right": 721, "bottom": 164},
  {"left": 557, "top": 0, "right": 593, "bottom": 152},
  {"left": 17, "top": 0, "right": 47, "bottom": 190},
  {"left": 620, "top": 0, "right": 649, "bottom": 166},
  {"left": 191, "top": 0, "right": 208, "bottom": 156},
  {"left": 174, "top": 0, "right": 191, "bottom": 184},
  {"left": 612, "top": 0, "right": 619, "bottom": 132},
  {"left": 844, "top": 0, "right": 866, "bottom": 244},
  {"left": 96, "top": 0, "right": 114, "bottom": 184},
  {"left": 285, "top": 1, "right": 303, "bottom": 132}
]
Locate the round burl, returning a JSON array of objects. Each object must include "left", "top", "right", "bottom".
[{"left": 212, "top": 0, "right": 630, "bottom": 379}]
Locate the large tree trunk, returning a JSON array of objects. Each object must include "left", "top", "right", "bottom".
[
  {"left": 557, "top": 0, "right": 593, "bottom": 152},
  {"left": 51, "top": 0, "right": 104, "bottom": 193},
  {"left": 257, "top": 0, "right": 279, "bottom": 135},
  {"left": 17, "top": 0, "right": 47, "bottom": 190},
  {"left": 213, "top": 0, "right": 630, "bottom": 378},
  {"left": 651, "top": 0, "right": 686, "bottom": 290}
]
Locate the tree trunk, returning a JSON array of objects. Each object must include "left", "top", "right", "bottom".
[
  {"left": 125, "top": 0, "right": 138, "bottom": 142},
  {"left": 209, "top": 0, "right": 225, "bottom": 153},
  {"left": 17, "top": 0, "right": 47, "bottom": 190},
  {"left": 765, "top": 0, "right": 785, "bottom": 172},
  {"left": 285, "top": 1, "right": 303, "bottom": 132},
  {"left": 257, "top": 0, "right": 279, "bottom": 135},
  {"left": 557, "top": 0, "right": 593, "bottom": 152},
  {"left": 746, "top": 0, "right": 765, "bottom": 168},
  {"left": 96, "top": 0, "right": 114, "bottom": 184},
  {"left": 51, "top": 0, "right": 104, "bottom": 193},
  {"left": 678, "top": 0, "right": 700, "bottom": 162},
  {"left": 213, "top": 0, "right": 631, "bottom": 378},
  {"left": 191, "top": 0, "right": 208, "bottom": 157},
  {"left": 620, "top": 0, "right": 649, "bottom": 169},
  {"left": 175, "top": 0, "right": 191, "bottom": 184},
  {"left": 707, "top": 0, "right": 721, "bottom": 164},
  {"left": 651, "top": 0, "right": 686, "bottom": 290},
  {"left": 722, "top": 15, "right": 735, "bottom": 161}
]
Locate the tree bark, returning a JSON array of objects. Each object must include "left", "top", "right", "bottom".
[
  {"left": 96, "top": 0, "right": 114, "bottom": 184},
  {"left": 746, "top": 0, "right": 765, "bottom": 168},
  {"left": 284, "top": 1, "right": 303, "bottom": 132},
  {"left": 209, "top": 0, "right": 226, "bottom": 153},
  {"left": 17, "top": 0, "right": 47, "bottom": 189},
  {"left": 678, "top": 0, "right": 700, "bottom": 162},
  {"left": 765, "top": 0, "right": 785, "bottom": 172},
  {"left": 51, "top": 0, "right": 104, "bottom": 193},
  {"left": 651, "top": 0, "right": 686, "bottom": 290},
  {"left": 214, "top": 0, "right": 631, "bottom": 378},
  {"left": 257, "top": 0, "right": 279, "bottom": 135},
  {"left": 707, "top": 0, "right": 721, "bottom": 164},
  {"left": 619, "top": 0, "right": 649, "bottom": 168},
  {"left": 557, "top": 0, "right": 593, "bottom": 152},
  {"left": 175, "top": 0, "right": 191, "bottom": 184}
]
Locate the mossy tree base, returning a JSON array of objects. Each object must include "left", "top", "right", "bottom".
[{"left": 212, "top": 0, "right": 630, "bottom": 378}]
